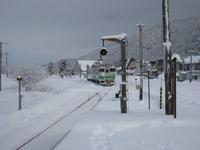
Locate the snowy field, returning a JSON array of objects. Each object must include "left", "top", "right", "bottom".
[{"left": 0, "top": 75, "right": 200, "bottom": 150}]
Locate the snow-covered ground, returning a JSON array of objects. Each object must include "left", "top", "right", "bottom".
[
  {"left": 55, "top": 76, "right": 200, "bottom": 150},
  {"left": 0, "top": 75, "right": 110, "bottom": 149},
  {"left": 0, "top": 75, "right": 200, "bottom": 150}
]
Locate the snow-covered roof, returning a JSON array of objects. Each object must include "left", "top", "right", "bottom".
[
  {"left": 101, "top": 33, "right": 127, "bottom": 41},
  {"left": 184, "top": 55, "right": 200, "bottom": 64},
  {"left": 172, "top": 53, "right": 182, "bottom": 62},
  {"left": 78, "top": 60, "right": 97, "bottom": 71}
]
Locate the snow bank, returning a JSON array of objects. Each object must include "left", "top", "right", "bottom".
[{"left": 55, "top": 76, "right": 200, "bottom": 150}]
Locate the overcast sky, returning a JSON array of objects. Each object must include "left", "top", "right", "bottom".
[{"left": 0, "top": 0, "right": 200, "bottom": 64}]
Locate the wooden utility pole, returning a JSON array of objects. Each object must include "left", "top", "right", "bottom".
[
  {"left": 120, "top": 39, "right": 128, "bottom": 113},
  {"left": 162, "top": 0, "right": 177, "bottom": 116},
  {"left": 0, "top": 42, "right": 2, "bottom": 91},
  {"left": 137, "top": 23, "right": 144, "bottom": 101},
  {"left": 163, "top": 0, "right": 171, "bottom": 115}
]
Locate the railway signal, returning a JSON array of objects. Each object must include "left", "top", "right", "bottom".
[
  {"left": 100, "top": 47, "right": 107, "bottom": 56},
  {"left": 101, "top": 33, "right": 128, "bottom": 113}
]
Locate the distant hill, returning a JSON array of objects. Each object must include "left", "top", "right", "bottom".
[{"left": 80, "top": 16, "right": 200, "bottom": 66}]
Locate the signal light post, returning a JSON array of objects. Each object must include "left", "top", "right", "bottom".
[
  {"left": 17, "top": 75, "right": 23, "bottom": 110},
  {"left": 101, "top": 33, "right": 128, "bottom": 113}
]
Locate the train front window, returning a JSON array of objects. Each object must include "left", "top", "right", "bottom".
[
  {"left": 110, "top": 68, "right": 115, "bottom": 72},
  {"left": 106, "top": 69, "right": 109, "bottom": 73},
  {"left": 99, "top": 69, "right": 104, "bottom": 72}
]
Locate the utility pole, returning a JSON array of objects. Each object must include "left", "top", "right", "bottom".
[
  {"left": 5, "top": 52, "right": 8, "bottom": 78},
  {"left": 163, "top": 0, "right": 171, "bottom": 115},
  {"left": 190, "top": 53, "right": 192, "bottom": 82},
  {"left": 137, "top": 23, "right": 144, "bottom": 100},
  {"left": 120, "top": 38, "right": 128, "bottom": 113},
  {"left": 147, "top": 64, "right": 151, "bottom": 110},
  {"left": 0, "top": 42, "right": 2, "bottom": 91},
  {"left": 101, "top": 33, "right": 128, "bottom": 113},
  {"left": 162, "top": 0, "right": 176, "bottom": 116},
  {"left": 148, "top": 70, "right": 151, "bottom": 110}
]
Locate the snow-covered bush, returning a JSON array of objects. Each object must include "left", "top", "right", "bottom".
[{"left": 7, "top": 64, "right": 48, "bottom": 90}]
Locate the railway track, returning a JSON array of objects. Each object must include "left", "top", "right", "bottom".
[{"left": 15, "top": 92, "right": 108, "bottom": 150}]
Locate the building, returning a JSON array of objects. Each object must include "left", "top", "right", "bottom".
[{"left": 182, "top": 55, "right": 200, "bottom": 80}]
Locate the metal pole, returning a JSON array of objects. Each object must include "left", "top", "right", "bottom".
[
  {"left": 0, "top": 42, "right": 2, "bottom": 91},
  {"left": 120, "top": 40, "right": 127, "bottom": 113},
  {"left": 137, "top": 23, "right": 144, "bottom": 101},
  {"left": 190, "top": 53, "right": 192, "bottom": 82},
  {"left": 148, "top": 71, "right": 150, "bottom": 110},
  {"left": 6, "top": 52, "right": 8, "bottom": 78},
  {"left": 18, "top": 80, "right": 22, "bottom": 110}
]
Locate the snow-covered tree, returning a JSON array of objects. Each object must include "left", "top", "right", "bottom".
[{"left": 47, "top": 62, "right": 54, "bottom": 76}]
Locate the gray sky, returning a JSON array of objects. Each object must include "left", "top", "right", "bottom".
[{"left": 0, "top": 0, "right": 200, "bottom": 64}]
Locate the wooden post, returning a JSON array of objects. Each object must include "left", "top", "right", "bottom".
[{"left": 120, "top": 39, "right": 127, "bottom": 113}]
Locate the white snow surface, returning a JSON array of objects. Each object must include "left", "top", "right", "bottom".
[
  {"left": 101, "top": 33, "right": 127, "bottom": 41},
  {"left": 0, "top": 74, "right": 200, "bottom": 150},
  {"left": 172, "top": 53, "right": 182, "bottom": 62}
]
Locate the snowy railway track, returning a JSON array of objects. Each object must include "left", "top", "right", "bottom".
[{"left": 15, "top": 92, "right": 108, "bottom": 150}]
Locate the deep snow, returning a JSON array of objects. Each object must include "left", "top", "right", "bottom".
[{"left": 0, "top": 75, "right": 200, "bottom": 150}]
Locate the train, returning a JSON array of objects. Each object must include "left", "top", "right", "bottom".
[{"left": 86, "top": 62, "right": 116, "bottom": 86}]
